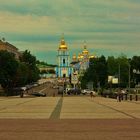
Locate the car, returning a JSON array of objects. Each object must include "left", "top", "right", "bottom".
[
  {"left": 81, "top": 89, "right": 96, "bottom": 95},
  {"left": 67, "top": 88, "right": 81, "bottom": 95},
  {"left": 31, "top": 92, "right": 46, "bottom": 97},
  {"left": 53, "top": 85, "right": 59, "bottom": 89}
]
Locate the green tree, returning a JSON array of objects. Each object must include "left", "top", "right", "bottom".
[
  {"left": 107, "top": 56, "right": 118, "bottom": 76},
  {"left": 13, "top": 63, "right": 28, "bottom": 87},
  {"left": 107, "top": 55, "right": 129, "bottom": 88},
  {"left": 90, "top": 55, "right": 107, "bottom": 88},
  {"left": 81, "top": 55, "right": 107, "bottom": 89},
  {"left": 0, "top": 50, "right": 19, "bottom": 93},
  {"left": 20, "top": 50, "right": 40, "bottom": 83},
  {"left": 117, "top": 55, "right": 129, "bottom": 87}
]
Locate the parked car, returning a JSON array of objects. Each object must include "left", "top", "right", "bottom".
[
  {"left": 31, "top": 92, "right": 46, "bottom": 97},
  {"left": 67, "top": 88, "right": 81, "bottom": 95},
  {"left": 53, "top": 85, "right": 59, "bottom": 89},
  {"left": 81, "top": 89, "right": 96, "bottom": 95}
]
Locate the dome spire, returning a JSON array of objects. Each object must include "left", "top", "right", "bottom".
[
  {"left": 61, "top": 33, "right": 65, "bottom": 45},
  {"left": 62, "top": 33, "right": 64, "bottom": 40},
  {"left": 84, "top": 40, "right": 87, "bottom": 49},
  {"left": 59, "top": 34, "right": 67, "bottom": 50},
  {"left": 82, "top": 41, "right": 89, "bottom": 55}
]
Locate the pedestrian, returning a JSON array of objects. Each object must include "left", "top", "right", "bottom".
[
  {"left": 90, "top": 92, "right": 93, "bottom": 98},
  {"left": 117, "top": 93, "right": 119, "bottom": 102},
  {"left": 117, "top": 89, "right": 121, "bottom": 102},
  {"left": 53, "top": 92, "right": 55, "bottom": 97},
  {"left": 90, "top": 91, "right": 96, "bottom": 98},
  {"left": 119, "top": 90, "right": 122, "bottom": 102}
]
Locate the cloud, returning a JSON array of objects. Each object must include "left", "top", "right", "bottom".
[{"left": 0, "top": 0, "right": 140, "bottom": 64}]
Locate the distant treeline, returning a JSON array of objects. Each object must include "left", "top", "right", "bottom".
[{"left": 81, "top": 55, "right": 140, "bottom": 89}]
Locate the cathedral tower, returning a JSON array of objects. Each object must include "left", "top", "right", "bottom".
[{"left": 56, "top": 36, "right": 72, "bottom": 78}]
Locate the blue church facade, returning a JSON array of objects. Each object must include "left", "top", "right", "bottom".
[{"left": 56, "top": 37, "right": 72, "bottom": 78}]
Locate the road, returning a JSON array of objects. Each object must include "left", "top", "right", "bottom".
[{"left": 25, "top": 82, "right": 59, "bottom": 97}]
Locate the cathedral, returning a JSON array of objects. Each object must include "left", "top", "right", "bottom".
[
  {"left": 71, "top": 43, "right": 96, "bottom": 74},
  {"left": 55, "top": 36, "right": 96, "bottom": 78}
]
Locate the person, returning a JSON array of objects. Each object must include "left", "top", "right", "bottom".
[
  {"left": 90, "top": 91, "right": 96, "bottom": 98},
  {"left": 90, "top": 92, "right": 93, "bottom": 98},
  {"left": 117, "top": 89, "right": 122, "bottom": 102},
  {"left": 53, "top": 92, "right": 55, "bottom": 97}
]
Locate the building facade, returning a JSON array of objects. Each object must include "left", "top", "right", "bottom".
[
  {"left": 56, "top": 37, "right": 72, "bottom": 78},
  {"left": 0, "top": 39, "right": 20, "bottom": 59}
]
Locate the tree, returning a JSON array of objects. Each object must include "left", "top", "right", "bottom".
[
  {"left": 107, "top": 55, "right": 130, "bottom": 88},
  {"left": 0, "top": 50, "right": 19, "bottom": 94},
  {"left": 20, "top": 50, "right": 40, "bottom": 83},
  {"left": 97, "top": 56, "right": 108, "bottom": 88},
  {"left": 117, "top": 55, "right": 129, "bottom": 87},
  {"left": 0, "top": 50, "right": 40, "bottom": 96},
  {"left": 107, "top": 56, "right": 118, "bottom": 76},
  {"left": 81, "top": 71, "right": 89, "bottom": 89},
  {"left": 90, "top": 56, "right": 107, "bottom": 88},
  {"left": 81, "top": 55, "right": 108, "bottom": 89},
  {"left": 13, "top": 63, "right": 28, "bottom": 87}
]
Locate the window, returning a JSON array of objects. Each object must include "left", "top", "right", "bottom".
[
  {"left": 63, "top": 59, "right": 65, "bottom": 64},
  {"left": 63, "top": 74, "right": 66, "bottom": 78}
]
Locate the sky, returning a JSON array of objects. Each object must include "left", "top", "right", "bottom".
[{"left": 0, "top": 0, "right": 140, "bottom": 64}]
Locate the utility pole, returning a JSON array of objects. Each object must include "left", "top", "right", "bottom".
[
  {"left": 128, "top": 64, "right": 131, "bottom": 93},
  {"left": 118, "top": 64, "right": 120, "bottom": 89}
]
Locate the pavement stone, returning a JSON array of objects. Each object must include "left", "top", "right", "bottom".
[
  {"left": 0, "top": 96, "right": 140, "bottom": 140},
  {"left": 0, "top": 96, "right": 140, "bottom": 119}
]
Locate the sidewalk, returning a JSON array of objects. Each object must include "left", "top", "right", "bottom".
[
  {"left": 0, "top": 96, "right": 140, "bottom": 119},
  {"left": 61, "top": 96, "right": 140, "bottom": 119},
  {"left": 0, "top": 96, "right": 140, "bottom": 140}
]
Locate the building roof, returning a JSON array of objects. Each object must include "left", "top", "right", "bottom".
[{"left": 0, "top": 40, "right": 18, "bottom": 51}]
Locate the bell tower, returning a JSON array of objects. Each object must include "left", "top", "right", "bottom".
[{"left": 56, "top": 35, "right": 72, "bottom": 78}]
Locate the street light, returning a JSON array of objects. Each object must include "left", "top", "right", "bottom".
[{"left": 128, "top": 64, "right": 131, "bottom": 93}]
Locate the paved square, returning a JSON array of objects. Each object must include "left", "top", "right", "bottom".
[
  {"left": 0, "top": 96, "right": 140, "bottom": 119},
  {"left": 0, "top": 96, "right": 140, "bottom": 140}
]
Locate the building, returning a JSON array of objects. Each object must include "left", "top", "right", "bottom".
[
  {"left": 37, "top": 64, "right": 56, "bottom": 78},
  {"left": 0, "top": 39, "right": 20, "bottom": 59},
  {"left": 71, "top": 43, "right": 96, "bottom": 75},
  {"left": 55, "top": 36, "right": 72, "bottom": 78}
]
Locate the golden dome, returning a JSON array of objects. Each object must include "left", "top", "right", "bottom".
[
  {"left": 82, "top": 50, "right": 89, "bottom": 54},
  {"left": 59, "top": 37, "right": 67, "bottom": 50},
  {"left": 82, "top": 45, "right": 89, "bottom": 55},
  {"left": 72, "top": 54, "right": 77, "bottom": 61},
  {"left": 89, "top": 55, "right": 95, "bottom": 59},
  {"left": 78, "top": 53, "right": 84, "bottom": 60},
  {"left": 77, "top": 56, "right": 80, "bottom": 60},
  {"left": 72, "top": 54, "right": 77, "bottom": 59}
]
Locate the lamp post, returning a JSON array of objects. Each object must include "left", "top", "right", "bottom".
[
  {"left": 63, "top": 78, "right": 66, "bottom": 97},
  {"left": 118, "top": 64, "right": 120, "bottom": 89},
  {"left": 132, "top": 69, "right": 140, "bottom": 100},
  {"left": 128, "top": 64, "right": 131, "bottom": 93}
]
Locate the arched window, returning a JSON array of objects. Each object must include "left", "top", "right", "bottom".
[{"left": 63, "top": 59, "right": 65, "bottom": 64}]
